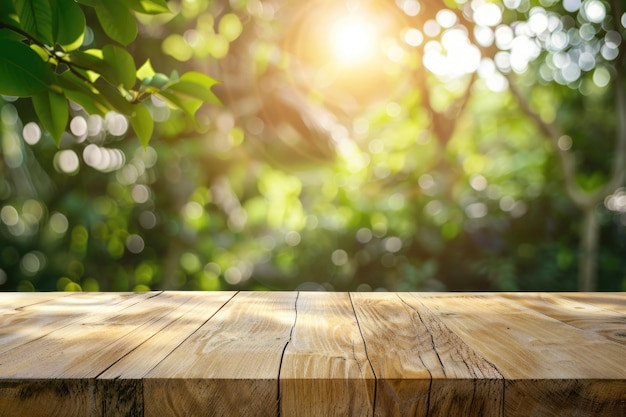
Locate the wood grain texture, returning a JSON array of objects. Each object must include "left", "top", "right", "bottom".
[
  {"left": 398, "top": 293, "right": 504, "bottom": 417},
  {"left": 351, "top": 292, "right": 430, "bottom": 417},
  {"left": 418, "top": 293, "right": 626, "bottom": 416},
  {"left": 143, "top": 291, "right": 298, "bottom": 417},
  {"left": 499, "top": 292, "right": 626, "bottom": 345},
  {"left": 280, "top": 292, "right": 375, "bottom": 417},
  {"left": 0, "top": 292, "right": 180, "bottom": 415},
  {"left": 504, "top": 379, "right": 626, "bottom": 417},
  {"left": 0, "top": 291, "right": 623, "bottom": 417},
  {"left": 561, "top": 292, "right": 626, "bottom": 314},
  {"left": 100, "top": 291, "right": 236, "bottom": 379},
  {"left": 0, "top": 292, "right": 186, "bottom": 378},
  {"left": 97, "top": 291, "right": 236, "bottom": 416},
  {"left": 0, "top": 292, "right": 152, "bottom": 356},
  {"left": 352, "top": 292, "right": 504, "bottom": 417},
  {"left": 0, "top": 292, "right": 70, "bottom": 314},
  {"left": 0, "top": 379, "right": 97, "bottom": 417}
]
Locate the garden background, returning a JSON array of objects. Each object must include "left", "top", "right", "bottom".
[{"left": 1, "top": 0, "right": 625, "bottom": 293}]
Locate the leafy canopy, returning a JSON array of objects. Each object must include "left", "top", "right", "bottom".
[{"left": 0, "top": 0, "right": 220, "bottom": 146}]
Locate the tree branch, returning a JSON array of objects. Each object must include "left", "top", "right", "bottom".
[
  {"left": 0, "top": 21, "right": 47, "bottom": 48},
  {"left": 599, "top": 43, "right": 626, "bottom": 197},
  {"left": 506, "top": 75, "right": 594, "bottom": 208},
  {"left": 592, "top": 0, "right": 626, "bottom": 198},
  {"left": 0, "top": 21, "right": 95, "bottom": 86}
]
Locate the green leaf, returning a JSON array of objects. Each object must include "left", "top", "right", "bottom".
[
  {"left": 143, "top": 73, "right": 169, "bottom": 89},
  {"left": 73, "top": 46, "right": 136, "bottom": 89},
  {"left": 95, "top": 83, "right": 133, "bottom": 115},
  {"left": 63, "top": 88, "right": 106, "bottom": 115},
  {"left": 157, "top": 90, "right": 203, "bottom": 120},
  {"left": 165, "top": 71, "right": 221, "bottom": 105},
  {"left": 67, "top": 49, "right": 106, "bottom": 82},
  {"left": 102, "top": 45, "right": 136, "bottom": 89},
  {"left": 0, "top": 31, "right": 23, "bottom": 42},
  {"left": 125, "top": 0, "right": 169, "bottom": 14},
  {"left": 12, "top": 0, "right": 54, "bottom": 45},
  {"left": 129, "top": 104, "right": 153, "bottom": 147},
  {"left": 89, "top": 87, "right": 147, "bottom": 143},
  {"left": 136, "top": 59, "right": 155, "bottom": 80},
  {"left": 93, "top": 0, "right": 137, "bottom": 45},
  {"left": 0, "top": 2, "right": 20, "bottom": 29},
  {"left": 0, "top": 25, "right": 23, "bottom": 42},
  {"left": 68, "top": 49, "right": 103, "bottom": 70},
  {"left": 51, "top": 0, "right": 85, "bottom": 50},
  {"left": 0, "top": 2, "right": 21, "bottom": 40},
  {"left": 32, "top": 89, "right": 68, "bottom": 144},
  {"left": 30, "top": 43, "right": 49, "bottom": 61},
  {"left": 0, "top": 39, "right": 53, "bottom": 96},
  {"left": 57, "top": 72, "right": 109, "bottom": 115}
]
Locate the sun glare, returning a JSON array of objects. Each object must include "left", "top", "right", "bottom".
[
  {"left": 331, "top": 17, "right": 377, "bottom": 63},
  {"left": 284, "top": 2, "right": 406, "bottom": 104}
]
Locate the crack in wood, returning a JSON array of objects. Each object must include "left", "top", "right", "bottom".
[
  {"left": 348, "top": 292, "right": 377, "bottom": 417},
  {"left": 398, "top": 293, "right": 507, "bottom": 417},
  {"left": 395, "top": 295, "right": 436, "bottom": 417},
  {"left": 276, "top": 291, "right": 299, "bottom": 417}
]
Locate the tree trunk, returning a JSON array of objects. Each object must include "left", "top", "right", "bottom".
[{"left": 578, "top": 206, "right": 599, "bottom": 291}]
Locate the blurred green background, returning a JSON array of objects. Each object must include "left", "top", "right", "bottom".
[{"left": 2, "top": 0, "right": 626, "bottom": 292}]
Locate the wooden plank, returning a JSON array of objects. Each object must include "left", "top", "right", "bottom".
[
  {"left": 500, "top": 292, "right": 626, "bottom": 345},
  {"left": 279, "top": 292, "right": 375, "bottom": 417},
  {"left": 418, "top": 293, "right": 626, "bottom": 417},
  {"left": 143, "top": 291, "right": 298, "bottom": 417},
  {"left": 0, "top": 292, "right": 191, "bottom": 416},
  {"left": 0, "top": 292, "right": 71, "bottom": 314},
  {"left": 351, "top": 292, "right": 503, "bottom": 417},
  {"left": 350, "top": 292, "right": 430, "bottom": 417},
  {"left": 0, "top": 292, "right": 154, "bottom": 355},
  {"left": 97, "top": 291, "right": 236, "bottom": 416},
  {"left": 99, "top": 292, "right": 235, "bottom": 378},
  {"left": 561, "top": 292, "right": 626, "bottom": 314},
  {"left": 397, "top": 293, "right": 504, "bottom": 417},
  {"left": 0, "top": 293, "right": 145, "bottom": 417},
  {"left": 0, "top": 379, "right": 97, "bottom": 417},
  {"left": 0, "top": 291, "right": 624, "bottom": 416}
]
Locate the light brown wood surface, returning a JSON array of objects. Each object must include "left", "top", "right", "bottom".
[
  {"left": 143, "top": 291, "right": 297, "bottom": 417},
  {"left": 279, "top": 292, "right": 374, "bottom": 417},
  {"left": 417, "top": 293, "right": 626, "bottom": 416},
  {"left": 0, "top": 291, "right": 624, "bottom": 416},
  {"left": 499, "top": 292, "right": 626, "bottom": 345}
]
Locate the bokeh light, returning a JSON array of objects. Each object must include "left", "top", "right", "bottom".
[
  {"left": 22, "top": 122, "right": 41, "bottom": 145},
  {"left": 54, "top": 150, "right": 80, "bottom": 175},
  {"left": 49, "top": 212, "right": 69, "bottom": 235},
  {"left": 104, "top": 112, "right": 129, "bottom": 136},
  {"left": 83, "top": 144, "right": 125, "bottom": 172}
]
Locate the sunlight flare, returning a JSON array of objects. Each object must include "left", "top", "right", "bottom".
[{"left": 330, "top": 16, "right": 378, "bottom": 63}]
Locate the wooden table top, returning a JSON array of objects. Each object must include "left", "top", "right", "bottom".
[{"left": 0, "top": 291, "right": 624, "bottom": 417}]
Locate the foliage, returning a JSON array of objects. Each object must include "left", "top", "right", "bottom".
[
  {"left": 0, "top": 0, "right": 219, "bottom": 147},
  {"left": 1, "top": 0, "right": 626, "bottom": 293}
]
